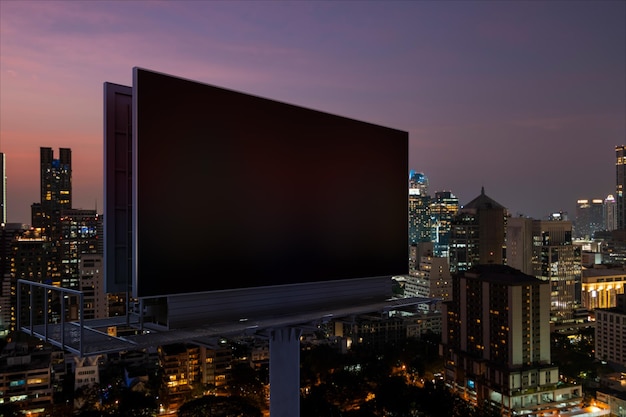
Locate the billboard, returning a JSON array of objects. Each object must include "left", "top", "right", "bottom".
[{"left": 109, "top": 68, "right": 407, "bottom": 298}]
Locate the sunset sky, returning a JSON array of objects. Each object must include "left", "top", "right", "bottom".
[{"left": 1, "top": 1, "right": 625, "bottom": 225}]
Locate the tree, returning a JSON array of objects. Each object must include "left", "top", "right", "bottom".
[
  {"left": 114, "top": 390, "right": 157, "bottom": 417},
  {"left": 177, "top": 396, "right": 261, "bottom": 417},
  {"left": 0, "top": 403, "right": 21, "bottom": 417}
]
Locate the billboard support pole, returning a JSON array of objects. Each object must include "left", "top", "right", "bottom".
[{"left": 269, "top": 327, "right": 302, "bottom": 417}]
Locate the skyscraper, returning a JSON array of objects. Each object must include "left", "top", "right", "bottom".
[
  {"left": 408, "top": 171, "right": 431, "bottom": 246},
  {"left": 615, "top": 145, "right": 626, "bottom": 229},
  {"left": 449, "top": 187, "right": 507, "bottom": 273},
  {"left": 429, "top": 191, "right": 459, "bottom": 259},
  {"left": 34, "top": 147, "right": 72, "bottom": 232},
  {"left": 507, "top": 217, "right": 582, "bottom": 322},
  {"left": 0, "top": 153, "right": 5, "bottom": 225},
  {"left": 604, "top": 194, "right": 617, "bottom": 231},
  {"left": 534, "top": 219, "right": 581, "bottom": 321}
]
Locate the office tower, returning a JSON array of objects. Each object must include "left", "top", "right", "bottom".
[
  {"left": 408, "top": 171, "right": 431, "bottom": 246},
  {"left": 532, "top": 219, "right": 581, "bottom": 322},
  {"left": 604, "top": 194, "right": 617, "bottom": 231},
  {"left": 506, "top": 217, "right": 534, "bottom": 275},
  {"left": 441, "top": 264, "right": 582, "bottom": 416},
  {"left": 448, "top": 187, "right": 507, "bottom": 273},
  {"left": 33, "top": 147, "right": 71, "bottom": 233},
  {"left": 58, "top": 209, "right": 101, "bottom": 290},
  {"left": 507, "top": 217, "right": 583, "bottom": 322},
  {"left": 616, "top": 146, "right": 626, "bottom": 230},
  {"left": 595, "top": 293, "right": 626, "bottom": 368},
  {"left": 0, "top": 153, "right": 5, "bottom": 224},
  {"left": 574, "top": 198, "right": 604, "bottom": 239},
  {"left": 429, "top": 191, "right": 459, "bottom": 259}
]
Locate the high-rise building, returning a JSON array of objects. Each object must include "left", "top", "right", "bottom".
[
  {"left": 506, "top": 217, "right": 534, "bottom": 275},
  {"left": 581, "top": 265, "right": 626, "bottom": 310},
  {"left": 408, "top": 171, "right": 431, "bottom": 246},
  {"left": 574, "top": 198, "right": 604, "bottom": 239},
  {"left": 0, "top": 153, "right": 6, "bottom": 225},
  {"left": 0, "top": 344, "right": 54, "bottom": 414},
  {"left": 12, "top": 229, "right": 56, "bottom": 326},
  {"left": 615, "top": 145, "right": 626, "bottom": 230},
  {"left": 595, "top": 293, "right": 626, "bottom": 369},
  {"left": 531, "top": 219, "right": 582, "bottom": 322},
  {"left": 441, "top": 264, "right": 582, "bottom": 416},
  {"left": 408, "top": 170, "right": 429, "bottom": 195},
  {"left": 429, "top": 191, "right": 459, "bottom": 259},
  {"left": 58, "top": 209, "right": 101, "bottom": 290},
  {"left": 79, "top": 255, "right": 108, "bottom": 320},
  {"left": 449, "top": 188, "right": 507, "bottom": 273},
  {"left": 33, "top": 147, "right": 71, "bottom": 233},
  {"left": 507, "top": 217, "right": 582, "bottom": 322},
  {"left": 604, "top": 194, "right": 617, "bottom": 231},
  {"left": 0, "top": 223, "right": 28, "bottom": 333}
]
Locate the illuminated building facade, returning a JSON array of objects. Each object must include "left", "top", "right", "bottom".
[
  {"left": 604, "top": 194, "right": 618, "bottom": 232},
  {"left": 199, "top": 340, "right": 232, "bottom": 389},
  {"left": 616, "top": 146, "right": 626, "bottom": 230},
  {"left": 574, "top": 198, "right": 604, "bottom": 239},
  {"left": 408, "top": 171, "right": 431, "bottom": 246},
  {"left": 405, "top": 253, "right": 451, "bottom": 304},
  {"left": 430, "top": 191, "right": 459, "bottom": 259},
  {"left": 158, "top": 344, "right": 200, "bottom": 411},
  {"left": 595, "top": 293, "right": 626, "bottom": 368},
  {"left": 12, "top": 230, "right": 54, "bottom": 326},
  {"left": 58, "top": 209, "right": 101, "bottom": 290},
  {"left": 581, "top": 266, "right": 625, "bottom": 310},
  {"left": 531, "top": 219, "right": 582, "bottom": 322},
  {"left": 441, "top": 265, "right": 582, "bottom": 416},
  {"left": 449, "top": 188, "right": 507, "bottom": 273},
  {"left": 0, "top": 345, "right": 54, "bottom": 415},
  {"left": 34, "top": 147, "right": 71, "bottom": 234}
]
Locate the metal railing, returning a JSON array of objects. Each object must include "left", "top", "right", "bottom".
[{"left": 17, "top": 279, "right": 85, "bottom": 356}]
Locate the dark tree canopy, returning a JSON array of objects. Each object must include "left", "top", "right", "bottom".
[{"left": 177, "top": 396, "right": 261, "bottom": 417}]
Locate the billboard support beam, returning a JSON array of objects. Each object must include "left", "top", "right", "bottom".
[{"left": 269, "top": 327, "right": 302, "bottom": 417}]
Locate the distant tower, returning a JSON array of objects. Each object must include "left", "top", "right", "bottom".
[
  {"left": 429, "top": 191, "right": 459, "bottom": 258},
  {"left": 616, "top": 146, "right": 626, "bottom": 229},
  {"left": 34, "top": 147, "right": 72, "bottom": 232},
  {"left": 507, "top": 216, "right": 582, "bottom": 322},
  {"left": 604, "top": 194, "right": 617, "bottom": 231},
  {"left": 574, "top": 198, "right": 604, "bottom": 239},
  {"left": 0, "top": 153, "right": 5, "bottom": 224},
  {"left": 449, "top": 187, "right": 507, "bottom": 273},
  {"left": 408, "top": 170, "right": 429, "bottom": 195},
  {"left": 408, "top": 171, "right": 431, "bottom": 246}
]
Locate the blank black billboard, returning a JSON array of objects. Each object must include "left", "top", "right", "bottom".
[{"left": 133, "top": 68, "right": 408, "bottom": 298}]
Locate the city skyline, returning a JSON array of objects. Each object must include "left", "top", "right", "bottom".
[{"left": 1, "top": 1, "right": 625, "bottom": 225}]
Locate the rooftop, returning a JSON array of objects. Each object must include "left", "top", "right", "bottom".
[{"left": 464, "top": 264, "right": 544, "bottom": 285}]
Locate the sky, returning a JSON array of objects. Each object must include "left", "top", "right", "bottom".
[{"left": 1, "top": 1, "right": 625, "bottom": 225}]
